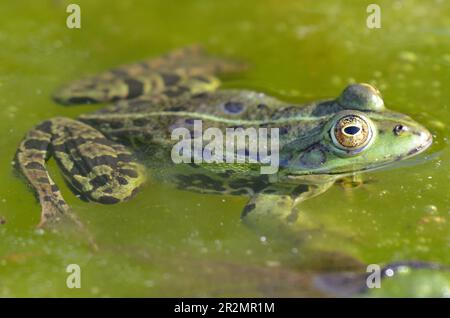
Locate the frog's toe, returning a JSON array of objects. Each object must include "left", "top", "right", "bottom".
[{"left": 38, "top": 197, "right": 71, "bottom": 228}]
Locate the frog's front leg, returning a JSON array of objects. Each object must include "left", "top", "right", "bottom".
[
  {"left": 14, "top": 117, "right": 146, "bottom": 227},
  {"left": 241, "top": 182, "right": 334, "bottom": 237}
]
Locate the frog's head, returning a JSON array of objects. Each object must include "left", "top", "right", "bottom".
[{"left": 282, "top": 83, "right": 433, "bottom": 176}]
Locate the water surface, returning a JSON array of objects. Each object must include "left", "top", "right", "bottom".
[{"left": 0, "top": 0, "right": 448, "bottom": 297}]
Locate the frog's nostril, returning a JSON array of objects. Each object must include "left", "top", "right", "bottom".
[{"left": 393, "top": 124, "right": 408, "bottom": 135}]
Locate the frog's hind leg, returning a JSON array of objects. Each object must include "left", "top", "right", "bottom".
[
  {"left": 53, "top": 45, "right": 246, "bottom": 105},
  {"left": 14, "top": 120, "right": 70, "bottom": 227},
  {"left": 14, "top": 117, "right": 146, "bottom": 227}
]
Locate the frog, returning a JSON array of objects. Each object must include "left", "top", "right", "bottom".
[{"left": 13, "top": 46, "right": 433, "bottom": 233}]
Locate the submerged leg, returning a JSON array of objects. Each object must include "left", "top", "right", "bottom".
[
  {"left": 53, "top": 45, "right": 246, "bottom": 105},
  {"left": 14, "top": 117, "right": 146, "bottom": 227},
  {"left": 241, "top": 182, "right": 334, "bottom": 237}
]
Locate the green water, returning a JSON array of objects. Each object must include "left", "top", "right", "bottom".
[{"left": 0, "top": 0, "right": 449, "bottom": 297}]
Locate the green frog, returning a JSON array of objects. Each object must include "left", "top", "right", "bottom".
[{"left": 13, "top": 46, "right": 432, "bottom": 231}]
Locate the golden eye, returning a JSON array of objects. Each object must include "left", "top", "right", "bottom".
[{"left": 331, "top": 115, "right": 372, "bottom": 151}]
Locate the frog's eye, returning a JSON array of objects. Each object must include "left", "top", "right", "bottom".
[{"left": 331, "top": 114, "right": 373, "bottom": 152}]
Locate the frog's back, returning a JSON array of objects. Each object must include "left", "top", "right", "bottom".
[{"left": 78, "top": 89, "right": 336, "bottom": 148}]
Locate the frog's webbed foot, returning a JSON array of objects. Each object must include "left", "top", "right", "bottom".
[
  {"left": 335, "top": 175, "right": 377, "bottom": 199},
  {"left": 53, "top": 45, "right": 247, "bottom": 105},
  {"left": 241, "top": 183, "right": 334, "bottom": 238},
  {"left": 14, "top": 117, "right": 146, "bottom": 236},
  {"left": 241, "top": 193, "right": 297, "bottom": 237}
]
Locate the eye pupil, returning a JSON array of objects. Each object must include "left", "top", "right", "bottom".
[{"left": 343, "top": 126, "right": 360, "bottom": 135}]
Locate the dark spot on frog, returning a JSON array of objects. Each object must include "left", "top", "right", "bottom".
[
  {"left": 223, "top": 101, "right": 244, "bottom": 114},
  {"left": 167, "top": 106, "right": 186, "bottom": 112},
  {"left": 279, "top": 127, "right": 289, "bottom": 135},
  {"left": 241, "top": 203, "right": 256, "bottom": 218},
  {"left": 97, "top": 196, "right": 121, "bottom": 204},
  {"left": 123, "top": 78, "right": 144, "bottom": 99},
  {"left": 292, "top": 184, "right": 309, "bottom": 196},
  {"left": 67, "top": 177, "right": 85, "bottom": 195},
  {"left": 24, "top": 139, "right": 48, "bottom": 151},
  {"left": 116, "top": 177, "right": 129, "bottom": 185},
  {"left": 160, "top": 73, "right": 181, "bottom": 86},
  {"left": 299, "top": 144, "right": 326, "bottom": 168},
  {"left": 110, "top": 121, "right": 124, "bottom": 129},
  {"left": 36, "top": 121, "right": 53, "bottom": 134},
  {"left": 273, "top": 106, "right": 299, "bottom": 119},
  {"left": 279, "top": 153, "right": 293, "bottom": 167},
  {"left": 71, "top": 155, "right": 120, "bottom": 175},
  {"left": 228, "top": 124, "right": 245, "bottom": 130},
  {"left": 257, "top": 103, "right": 268, "bottom": 110},
  {"left": 90, "top": 175, "right": 110, "bottom": 188},
  {"left": 311, "top": 101, "right": 342, "bottom": 116},
  {"left": 25, "top": 162, "right": 45, "bottom": 171},
  {"left": 192, "top": 92, "right": 208, "bottom": 99},
  {"left": 133, "top": 118, "right": 150, "bottom": 127}
]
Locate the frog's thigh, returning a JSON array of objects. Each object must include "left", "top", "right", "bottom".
[{"left": 50, "top": 117, "right": 146, "bottom": 204}]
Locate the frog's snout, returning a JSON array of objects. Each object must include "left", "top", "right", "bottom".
[
  {"left": 400, "top": 124, "right": 433, "bottom": 156},
  {"left": 412, "top": 128, "right": 433, "bottom": 155}
]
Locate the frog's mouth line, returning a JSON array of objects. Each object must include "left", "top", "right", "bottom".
[
  {"left": 406, "top": 135, "right": 433, "bottom": 157},
  {"left": 331, "top": 135, "right": 433, "bottom": 176},
  {"left": 288, "top": 135, "right": 433, "bottom": 178}
]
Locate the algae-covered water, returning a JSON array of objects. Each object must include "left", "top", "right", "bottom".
[{"left": 0, "top": 0, "right": 449, "bottom": 297}]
